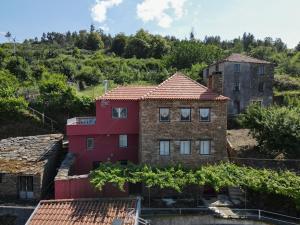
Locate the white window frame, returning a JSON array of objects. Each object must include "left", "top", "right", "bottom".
[
  {"left": 159, "top": 108, "right": 170, "bottom": 122},
  {"left": 159, "top": 140, "right": 170, "bottom": 156},
  {"left": 180, "top": 140, "right": 191, "bottom": 155},
  {"left": 119, "top": 134, "right": 128, "bottom": 148},
  {"left": 180, "top": 108, "right": 191, "bottom": 122},
  {"left": 199, "top": 108, "right": 211, "bottom": 122},
  {"left": 86, "top": 137, "right": 95, "bottom": 150},
  {"left": 112, "top": 108, "right": 128, "bottom": 119},
  {"left": 200, "top": 140, "right": 211, "bottom": 155}
]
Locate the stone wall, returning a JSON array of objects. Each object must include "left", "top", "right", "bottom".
[
  {"left": 0, "top": 173, "right": 41, "bottom": 200},
  {"left": 139, "top": 100, "right": 228, "bottom": 167}
]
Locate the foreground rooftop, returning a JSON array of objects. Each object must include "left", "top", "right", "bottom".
[{"left": 26, "top": 198, "right": 140, "bottom": 225}]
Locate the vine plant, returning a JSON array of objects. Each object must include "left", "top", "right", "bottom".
[{"left": 90, "top": 162, "right": 300, "bottom": 208}]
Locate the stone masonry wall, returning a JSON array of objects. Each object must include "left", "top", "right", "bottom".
[{"left": 139, "top": 100, "right": 228, "bottom": 167}]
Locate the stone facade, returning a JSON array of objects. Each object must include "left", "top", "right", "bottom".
[
  {"left": 204, "top": 59, "right": 274, "bottom": 115},
  {"left": 139, "top": 100, "right": 228, "bottom": 167}
]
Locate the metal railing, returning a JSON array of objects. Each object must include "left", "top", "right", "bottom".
[
  {"left": 67, "top": 117, "right": 96, "bottom": 125},
  {"left": 141, "top": 207, "right": 300, "bottom": 225},
  {"left": 28, "top": 106, "right": 58, "bottom": 131}
]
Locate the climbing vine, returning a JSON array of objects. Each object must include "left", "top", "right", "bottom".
[{"left": 90, "top": 162, "right": 300, "bottom": 207}]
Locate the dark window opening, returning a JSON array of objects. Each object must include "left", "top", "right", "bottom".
[
  {"left": 258, "top": 82, "right": 264, "bottom": 92},
  {"left": 119, "top": 160, "right": 128, "bottom": 166},
  {"left": 159, "top": 108, "right": 170, "bottom": 122},
  {"left": 234, "top": 101, "right": 240, "bottom": 114},
  {"left": 112, "top": 108, "right": 127, "bottom": 119}
]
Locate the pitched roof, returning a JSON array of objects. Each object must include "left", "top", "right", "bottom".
[
  {"left": 142, "top": 72, "right": 228, "bottom": 100},
  {"left": 99, "top": 86, "right": 155, "bottom": 100},
  {"left": 98, "top": 73, "right": 228, "bottom": 101},
  {"left": 223, "top": 53, "right": 271, "bottom": 64},
  {"left": 26, "top": 198, "right": 140, "bottom": 225},
  {"left": 0, "top": 134, "right": 63, "bottom": 173}
]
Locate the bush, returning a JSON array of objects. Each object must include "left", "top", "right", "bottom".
[
  {"left": 238, "top": 104, "right": 300, "bottom": 158},
  {"left": 0, "top": 97, "right": 28, "bottom": 114}
]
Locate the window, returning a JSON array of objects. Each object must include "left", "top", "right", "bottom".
[
  {"left": 92, "top": 161, "right": 101, "bottom": 170},
  {"left": 258, "top": 82, "right": 264, "bottom": 92},
  {"left": 0, "top": 173, "right": 3, "bottom": 183},
  {"left": 233, "top": 81, "right": 240, "bottom": 91},
  {"left": 233, "top": 100, "right": 240, "bottom": 114},
  {"left": 180, "top": 108, "right": 191, "bottom": 121},
  {"left": 258, "top": 65, "right": 265, "bottom": 75},
  {"left": 19, "top": 176, "right": 33, "bottom": 199},
  {"left": 206, "top": 68, "right": 209, "bottom": 76},
  {"left": 119, "top": 134, "right": 128, "bottom": 148},
  {"left": 180, "top": 140, "right": 191, "bottom": 155},
  {"left": 119, "top": 160, "right": 128, "bottom": 166},
  {"left": 86, "top": 137, "right": 94, "bottom": 150},
  {"left": 234, "top": 64, "right": 240, "bottom": 73},
  {"left": 199, "top": 108, "right": 211, "bottom": 122},
  {"left": 200, "top": 140, "right": 211, "bottom": 155},
  {"left": 159, "top": 140, "right": 170, "bottom": 155},
  {"left": 112, "top": 108, "right": 127, "bottom": 119},
  {"left": 159, "top": 108, "right": 170, "bottom": 122}
]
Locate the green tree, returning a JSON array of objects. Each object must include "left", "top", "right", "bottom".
[
  {"left": 125, "top": 37, "right": 150, "bottom": 58},
  {"left": 149, "top": 35, "right": 170, "bottom": 58},
  {"left": 6, "top": 56, "right": 31, "bottom": 81},
  {"left": 111, "top": 33, "right": 127, "bottom": 56},
  {"left": 86, "top": 32, "right": 104, "bottom": 51},
  {"left": 239, "top": 104, "right": 300, "bottom": 158}
]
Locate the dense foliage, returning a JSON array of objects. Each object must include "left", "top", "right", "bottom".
[
  {"left": 90, "top": 162, "right": 300, "bottom": 207},
  {"left": 238, "top": 104, "right": 300, "bottom": 158}
]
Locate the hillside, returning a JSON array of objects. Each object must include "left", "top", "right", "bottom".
[{"left": 0, "top": 28, "right": 299, "bottom": 135}]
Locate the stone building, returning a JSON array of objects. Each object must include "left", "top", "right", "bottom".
[
  {"left": 62, "top": 73, "right": 228, "bottom": 198},
  {"left": 0, "top": 134, "right": 63, "bottom": 201},
  {"left": 203, "top": 53, "right": 274, "bottom": 115}
]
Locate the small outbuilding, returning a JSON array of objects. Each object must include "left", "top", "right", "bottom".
[{"left": 0, "top": 134, "right": 63, "bottom": 201}]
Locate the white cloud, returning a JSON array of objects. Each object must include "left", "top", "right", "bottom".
[
  {"left": 90, "top": 0, "right": 123, "bottom": 23},
  {"left": 137, "top": 0, "right": 187, "bottom": 28}
]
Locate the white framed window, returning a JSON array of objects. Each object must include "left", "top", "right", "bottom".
[
  {"left": 159, "top": 140, "right": 170, "bottom": 155},
  {"left": 112, "top": 108, "right": 127, "bottom": 119},
  {"left": 119, "top": 134, "right": 128, "bottom": 148},
  {"left": 180, "top": 108, "right": 191, "bottom": 121},
  {"left": 200, "top": 140, "right": 211, "bottom": 155},
  {"left": 87, "top": 137, "right": 94, "bottom": 150},
  {"left": 234, "top": 64, "right": 240, "bottom": 73},
  {"left": 19, "top": 176, "right": 33, "bottom": 199},
  {"left": 180, "top": 140, "right": 191, "bottom": 155},
  {"left": 159, "top": 108, "right": 170, "bottom": 122},
  {"left": 199, "top": 108, "right": 211, "bottom": 122},
  {"left": 258, "top": 65, "right": 265, "bottom": 75}
]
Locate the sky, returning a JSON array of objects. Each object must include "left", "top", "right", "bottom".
[{"left": 0, "top": 0, "right": 299, "bottom": 48}]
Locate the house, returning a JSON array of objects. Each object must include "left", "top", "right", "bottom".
[
  {"left": 58, "top": 73, "right": 228, "bottom": 199},
  {"left": 203, "top": 53, "right": 274, "bottom": 115},
  {"left": 26, "top": 197, "right": 141, "bottom": 225},
  {"left": 0, "top": 134, "right": 63, "bottom": 201}
]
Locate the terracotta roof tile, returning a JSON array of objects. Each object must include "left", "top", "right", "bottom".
[
  {"left": 142, "top": 72, "right": 228, "bottom": 101},
  {"left": 98, "top": 73, "right": 227, "bottom": 101},
  {"left": 223, "top": 53, "right": 271, "bottom": 64},
  {"left": 99, "top": 86, "right": 156, "bottom": 100},
  {"left": 27, "top": 198, "right": 139, "bottom": 225}
]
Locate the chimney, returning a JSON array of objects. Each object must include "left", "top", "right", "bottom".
[
  {"left": 103, "top": 80, "right": 108, "bottom": 93},
  {"left": 208, "top": 71, "right": 223, "bottom": 95}
]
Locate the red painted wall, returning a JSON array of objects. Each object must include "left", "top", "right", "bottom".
[
  {"left": 66, "top": 100, "right": 140, "bottom": 175},
  {"left": 55, "top": 177, "right": 129, "bottom": 199},
  {"left": 69, "top": 134, "right": 139, "bottom": 174}
]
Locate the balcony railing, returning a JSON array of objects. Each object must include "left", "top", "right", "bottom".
[{"left": 67, "top": 117, "right": 96, "bottom": 125}]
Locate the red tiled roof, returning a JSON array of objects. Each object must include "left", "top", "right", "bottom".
[
  {"left": 99, "top": 86, "right": 155, "bottom": 100},
  {"left": 27, "top": 198, "right": 139, "bottom": 225},
  {"left": 223, "top": 53, "right": 271, "bottom": 64},
  {"left": 142, "top": 72, "right": 228, "bottom": 100},
  {"left": 98, "top": 73, "right": 227, "bottom": 101}
]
